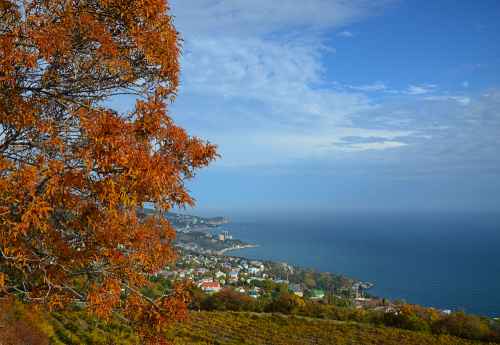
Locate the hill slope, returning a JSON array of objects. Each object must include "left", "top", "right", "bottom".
[
  {"left": 164, "top": 311, "right": 493, "bottom": 345},
  {"left": 4, "top": 306, "right": 495, "bottom": 345}
]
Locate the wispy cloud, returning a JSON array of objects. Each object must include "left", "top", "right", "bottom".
[
  {"left": 167, "top": 1, "right": 499, "bottom": 180},
  {"left": 405, "top": 84, "right": 437, "bottom": 95},
  {"left": 348, "top": 82, "right": 387, "bottom": 92},
  {"left": 167, "top": 0, "right": 407, "bottom": 168},
  {"left": 181, "top": 37, "right": 375, "bottom": 127},
  {"left": 171, "top": 0, "right": 394, "bottom": 36},
  {"left": 334, "top": 136, "right": 407, "bottom": 151},
  {"left": 337, "top": 30, "right": 354, "bottom": 38},
  {"left": 423, "top": 95, "right": 471, "bottom": 106}
]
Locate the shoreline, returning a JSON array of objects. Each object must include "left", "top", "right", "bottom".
[{"left": 217, "top": 244, "right": 259, "bottom": 255}]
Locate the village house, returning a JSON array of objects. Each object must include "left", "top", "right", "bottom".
[
  {"left": 309, "top": 289, "right": 325, "bottom": 300},
  {"left": 289, "top": 283, "right": 304, "bottom": 297},
  {"left": 200, "top": 281, "right": 221, "bottom": 293},
  {"left": 248, "top": 267, "right": 260, "bottom": 275},
  {"left": 228, "top": 270, "right": 239, "bottom": 282}
]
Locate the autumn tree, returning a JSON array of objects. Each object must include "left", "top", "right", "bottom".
[{"left": 0, "top": 0, "right": 216, "bottom": 342}]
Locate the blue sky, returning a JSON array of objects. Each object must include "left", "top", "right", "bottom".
[{"left": 158, "top": 0, "right": 500, "bottom": 216}]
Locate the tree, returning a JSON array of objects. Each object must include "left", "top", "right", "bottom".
[
  {"left": 0, "top": 0, "right": 216, "bottom": 342},
  {"left": 265, "top": 291, "right": 303, "bottom": 314}
]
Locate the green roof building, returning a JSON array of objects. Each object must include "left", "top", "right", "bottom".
[{"left": 309, "top": 289, "right": 325, "bottom": 300}]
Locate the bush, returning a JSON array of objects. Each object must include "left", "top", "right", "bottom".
[
  {"left": 264, "top": 292, "right": 304, "bottom": 314},
  {"left": 432, "top": 311, "right": 490, "bottom": 341},
  {"left": 201, "top": 289, "right": 257, "bottom": 312}
]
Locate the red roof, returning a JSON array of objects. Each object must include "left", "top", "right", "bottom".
[{"left": 200, "top": 281, "right": 220, "bottom": 289}]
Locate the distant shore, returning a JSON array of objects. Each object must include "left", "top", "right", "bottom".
[{"left": 217, "top": 244, "right": 259, "bottom": 255}]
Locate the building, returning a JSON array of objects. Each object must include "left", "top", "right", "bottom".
[
  {"left": 248, "top": 267, "right": 260, "bottom": 275},
  {"left": 289, "top": 284, "right": 304, "bottom": 297},
  {"left": 222, "top": 230, "right": 232, "bottom": 240},
  {"left": 274, "top": 279, "right": 289, "bottom": 284},
  {"left": 198, "top": 277, "right": 213, "bottom": 284},
  {"left": 228, "top": 270, "right": 239, "bottom": 282},
  {"left": 249, "top": 287, "right": 261, "bottom": 299},
  {"left": 195, "top": 268, "right": 208, "bottom": 275},
  {"left": 200, "top": 281, "right": 221, "bottom": 293},
  {"left": 309, "top": 289, "right": 325, "bottom": 300}
]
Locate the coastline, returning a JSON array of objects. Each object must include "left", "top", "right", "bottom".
[{"left": 217, "top": 244, "right": 259, "bottom": 255}]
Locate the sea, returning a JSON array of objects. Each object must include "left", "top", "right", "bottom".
[{"left": 218, "top": 211, "right": 500, "bottom": 317}]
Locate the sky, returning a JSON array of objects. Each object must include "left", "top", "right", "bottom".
[{"left": 152, "top": 0, "right": 500, "bottom": 216}]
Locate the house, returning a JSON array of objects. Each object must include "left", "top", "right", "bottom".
[
  {"left": 157, "top": 270, "right": 175, "bottom": 278},
  {"left": 248, "top": 267, "right": 260, "bottom": 275},
  {"left": 195, "top": 268, "right": 208, "bottom": 275},
  {"left": 200, "top": 281, "right": 221, "bottom": 293},
  {"left": 228, "top": 270, "right": 239, "bottom": 282},
  {"left": 309, "top": 289, "right": 325, "bottom": 300},
  {"left": 274, "top": 279, "right": 289, "bottom": 284},
  {"left": 289, "top": 284, "right": 304, "bottom": 297},
  {"left": 197, "top": 277, "right": 213, "bottom": 284},
  {"left": 248, "top": 289, "right": 259, "bottom": 298}
]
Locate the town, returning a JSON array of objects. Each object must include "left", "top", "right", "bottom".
[
  {"left": 146, "top": 210, "right": 409, "bottom": 313},
  {"left": 157, "top": 217, "right": 375, "bottom": 307},
  {"left": 174, "top": 229, "right": 257, "bottom": 255}
]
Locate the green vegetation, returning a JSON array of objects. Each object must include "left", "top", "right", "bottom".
[
  {"left": 2, "top": 298, "right": 499, "bottom": 345},
  {"left": 3, "top": 282, "right": 500, "bottom": 345},
  {"left": 0, "top": 299, "right": 137, "bottom": 345},
  {"left": 190, "top": 288, "right": 500, "bottom": 343},
  {"left": 0, "top": 299, "right": 51, "bottom": 345},
  {"left": 48, "top": 311, "right": 138, "bottom": 345},
  {"left": 165, "top": 311, "right": 496, "bottom": 345}
]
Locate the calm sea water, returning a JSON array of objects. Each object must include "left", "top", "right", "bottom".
[{"left": 223, "top": 211, "right": 500, "bottom": 317}]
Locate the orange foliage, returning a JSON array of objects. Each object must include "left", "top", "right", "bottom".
[{"left": 0, "top": 0, "right": 216, "bottom": 342}]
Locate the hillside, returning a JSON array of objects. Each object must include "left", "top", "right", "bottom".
[
  {"left": 2, "top": 302, "right": 497, "bottom": 345},
  {"left": 164, "top": 312, "right": 495, "bottom": 345}
]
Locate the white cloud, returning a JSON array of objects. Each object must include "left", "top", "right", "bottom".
[
  {"left": 423, "top": 95, "right": 471, "bottom": 106},
  {"left": 170, "top": 0, "right": 394, "bottom": 37},
  {"left": 180, "top": 36, "right": 377, "bottom": 129},
  {"left": 337, "top": 30, "right": 354, "bottom": 38},
  {"left": 167, "top": 1, "right": 467, "bottom": 168},
  {"left": 406, "top": 84, "right": 437, "bottom": 95},
  {"left": 341, "top": 141, "right": 407, "bottom": 151},
  {"left": 349, "top": 82, "right": 387, "bottom": 92},
  {"left": 195, "top": 124, "right": 415, "bottom": 167},
  {"left": 344, "top": 83, "right": 445, "bottom": 96}
]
